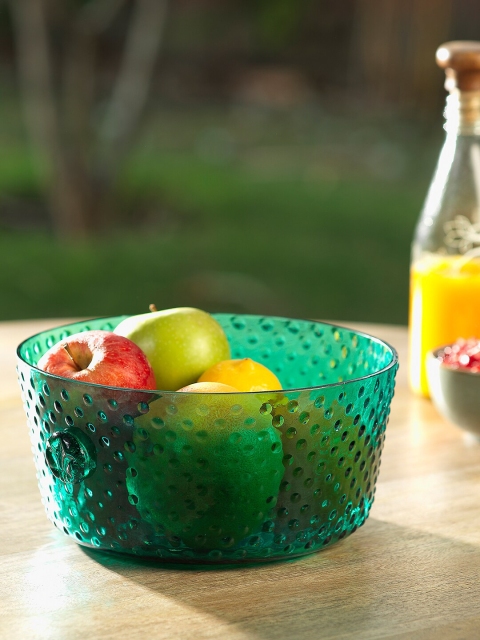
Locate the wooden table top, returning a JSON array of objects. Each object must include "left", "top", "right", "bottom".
[{"left": 2, "top": 319, "right": 480, "bottom": 640}]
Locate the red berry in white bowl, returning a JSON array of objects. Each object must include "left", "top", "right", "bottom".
[
  {"left": 437, "top": 338, "right": 480, "bottom": 373},
  {"left": 37, "top": 330, "right": 157, "bottom": 390}
]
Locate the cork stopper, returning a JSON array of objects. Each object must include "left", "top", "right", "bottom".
[{"left": 437, "top": 41, "right": 480, "bottom": 92}]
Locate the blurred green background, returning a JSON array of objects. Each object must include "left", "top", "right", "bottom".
[{"left": 1, "top": 0, "right": 477, "bottom": 323}]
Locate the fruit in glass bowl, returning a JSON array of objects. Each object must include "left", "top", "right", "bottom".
[
  {"left": 17, "top": 313, "right": 398, "bottom": 564},
  {"left": 37, "top": 330, "right": 157, "bottom": 390},
  {"left": 198, "top": 357, "right": 282, "bottom": 392},
  {"left": 114, "top": 306, "right": 230, "bottom": 391}
]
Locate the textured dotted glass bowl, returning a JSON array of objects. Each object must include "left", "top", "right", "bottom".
[{"left": 17, "top": 314, "right": 398, "bottom": 564}]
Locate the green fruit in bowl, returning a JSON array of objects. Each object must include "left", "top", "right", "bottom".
[
  {"left": 125, "top": 392, "right": 285, "bottom": 550},
  {"left": 114, "top": 307, "right": 230, "bottom": 391}
]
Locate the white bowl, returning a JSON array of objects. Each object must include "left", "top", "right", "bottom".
[{"left": 427, "top": 346, "right": 480, "bottom": 437}]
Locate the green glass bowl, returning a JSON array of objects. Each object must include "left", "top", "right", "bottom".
[{"left": 17, "top": 314, "right": 398, "bottom": 564}]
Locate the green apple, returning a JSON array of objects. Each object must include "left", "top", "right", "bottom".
[{"left": 114, "top": 307, "right": 230, "bottom": 391}]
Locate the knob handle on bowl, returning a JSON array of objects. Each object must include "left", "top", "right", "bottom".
[{"left": 45, "top": 428, "right": 97, "bottom": 484}]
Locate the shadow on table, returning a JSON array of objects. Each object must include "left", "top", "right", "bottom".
[{"left": 80, "top": 517, "right": 480, "bottom": 640}]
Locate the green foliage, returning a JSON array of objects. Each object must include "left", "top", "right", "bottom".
[
  {"left": 0, "top": 101, "right": 434, "bottom": 325},
  {"left": 0, "top": 149, "right": 423, "bottom": 324},
  {"left": 245, "top": 0, "right": 309, "bottom": 50}
]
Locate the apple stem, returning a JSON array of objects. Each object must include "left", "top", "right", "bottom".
[
  {"left": 63, "top": 344, "right": 81, "bottom": 372},
  {"left": 149, "top": 303, "right": 158, "bottom": 312}
]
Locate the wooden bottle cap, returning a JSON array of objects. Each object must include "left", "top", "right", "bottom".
[{"left": 437, "top": 41, "right": 480, "bottom": 92}]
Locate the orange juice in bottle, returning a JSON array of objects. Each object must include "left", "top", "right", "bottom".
[
  {"left": 409, "top": 253, "right": 480, "bottom": 395},
  {"left": 409, "top": 42, "right": 480, "bottom": 396}
]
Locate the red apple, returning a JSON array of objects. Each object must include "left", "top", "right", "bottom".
[{"left": 37, "top": 330, "right": 157, "bottom": 390}]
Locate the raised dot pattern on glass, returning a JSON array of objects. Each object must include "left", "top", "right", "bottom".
[{"left": 17, "top": 314, "right": 398, "bottom": 563}]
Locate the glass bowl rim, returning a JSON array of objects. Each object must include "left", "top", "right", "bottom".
[{"left": 17, "top": 313, "right": 399, "bottom": 396}]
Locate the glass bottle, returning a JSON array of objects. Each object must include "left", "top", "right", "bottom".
[{"left": 409, "top": 41, "right": 480, "bottom": 397}]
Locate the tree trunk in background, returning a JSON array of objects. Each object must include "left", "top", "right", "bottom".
[
  {"left": 9, "top": 0, "right": 169, "bottom": 239},
  {"left": 352, "top": 0, "right": 453, "bottom": 113},
  {"left": 99, "top": 0, "right": 169, "bottom": 177},
  {"left": 10, "top": 0, "right": 91, "bottom": 237},
  {"left": 410, "top": 0, "right": 453, "bottom": 111},
  {"left": 50, "top": 155, "right": 98, "bottom": 238}
]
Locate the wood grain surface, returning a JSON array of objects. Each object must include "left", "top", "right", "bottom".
[{"left": 2, "top": 319, "right": 480, "bottom": 640}]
